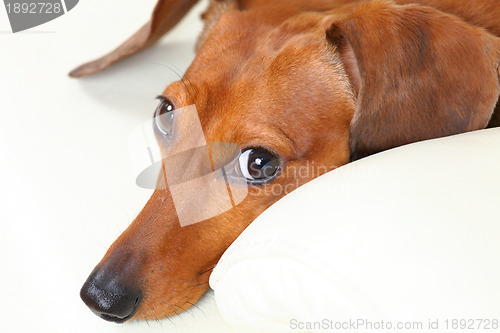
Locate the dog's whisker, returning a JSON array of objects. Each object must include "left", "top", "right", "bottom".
[
  {"left": 152, "top": 62, "right": 189, "bottom": 91},
  {"left": 151, "top": 306, "right": 164, "bottom": 328},
  {"left": 186, "top": 281, "right": 209, "bottom": 289},
  {"left": 161, "top": 301, "right": 182, "bottom": 318},
  {"left": 172, "top": 303, "right": 194, "bottom": 318},
  {"left": 155, "top": 62, "right": 195, "bottom": 98},
  {"left": 177, "top": 278, "right": 210, "bottom": 286},
  {"left": 155, "top": 302, "right": 176, "bottom": 325},
  {"left": 184, "top": 299, "right": 204, "bottom": 315},
  {"left": 182, "top": 74, "right": 196, "bottom": 97},
  {"left": 164, "top": 314, "right": 175, "bottom": 325},
  {"left": 177, "top": 279, "right": 199, "bottom": 284},
  {"left": 170, "top": 63, "right": 195, "bottom": 97},
  {"left": 199, "top": 266, "right": 215, "bottom": 275},
  {"left": 152, "top": 62, "right": 178, "bottom": 75}
]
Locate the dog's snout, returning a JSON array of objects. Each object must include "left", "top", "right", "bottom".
[{"left": 80, "top": 267, "right": 142, "bottom": 323}]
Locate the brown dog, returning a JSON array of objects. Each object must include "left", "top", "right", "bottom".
[{"left": 73, "top": 0, "right": 500, "bottom": 323}]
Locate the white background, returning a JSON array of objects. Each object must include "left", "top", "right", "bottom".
[{"left": 0, "top": 0, "right": 241, "bottom": 332}]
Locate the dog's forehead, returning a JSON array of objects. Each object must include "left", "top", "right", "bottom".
[
  {"left": 194, "top": 9, "right": 329, "bottom": 68},
  {"left": 179, "top": 9, "right": 337, "bottom": 105},
  {"left": 162, "top": 8, "right": 353, "bottom": 156}
]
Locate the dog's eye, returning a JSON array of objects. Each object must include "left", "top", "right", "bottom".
[
  {"left": 154, "top": 97, "right": 175, "bottom": 136},
  {"left": 238, "top": 148, "right": 279, "bottom": 182}
]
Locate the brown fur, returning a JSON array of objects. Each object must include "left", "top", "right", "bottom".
[{"left": 73, "top": 0, "right": 500, "bottom": 321}]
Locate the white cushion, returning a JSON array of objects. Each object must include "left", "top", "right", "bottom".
[{"left": 210, "top": 128, "right": 500, "bottom": 332}]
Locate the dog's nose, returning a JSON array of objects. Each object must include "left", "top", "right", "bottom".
[{"left": 80, "top": 267, "right": 142, "bottom": 323}]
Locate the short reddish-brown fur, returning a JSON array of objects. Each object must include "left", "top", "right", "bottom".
[{"left": 73, "top": 0, "right": 500, "bottom": 320}]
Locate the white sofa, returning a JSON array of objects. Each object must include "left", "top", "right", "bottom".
[{"left": 211, "top": 128, "right": 500, "bottom": 332}]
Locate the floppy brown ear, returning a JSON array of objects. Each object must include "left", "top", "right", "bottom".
[
  {"left": 326, "top": 1, "right": 500, "bottom": 161},
  {"left": 69, "top": 0, "right": 199, "bottom": 78}
]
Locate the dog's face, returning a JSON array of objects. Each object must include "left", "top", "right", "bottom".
[
  {"left": 79, "top": 0, "right": 500, "bottom": 323},
  {"left": 81, "top": 9, "right": 355, "bottom": 322}
]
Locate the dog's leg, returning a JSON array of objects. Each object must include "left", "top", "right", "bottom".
[{"left": 196, "top": 0, "right": 239, "bottom": 52}]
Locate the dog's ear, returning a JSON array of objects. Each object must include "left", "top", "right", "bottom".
[
  {"left": 195, "top": 0, "right": 240, "bottom": 52},
  {"left": 326, "top": 1, "right": 500, "bottom": 161},
  {"left": 69, "top": 0, "right": 199, "bottom": 78}
]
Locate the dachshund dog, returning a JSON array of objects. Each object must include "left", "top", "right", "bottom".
[{"left": 73, "top": 0, "right": 500, "bottom": 323}]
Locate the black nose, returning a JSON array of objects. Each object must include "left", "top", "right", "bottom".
[{"left": 80, "top": 267, "right": 142, "bottom": 323}]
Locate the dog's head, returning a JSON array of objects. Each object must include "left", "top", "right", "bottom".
[{"left": 76, "top": 0, "right": 500, "bottom": 322}]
